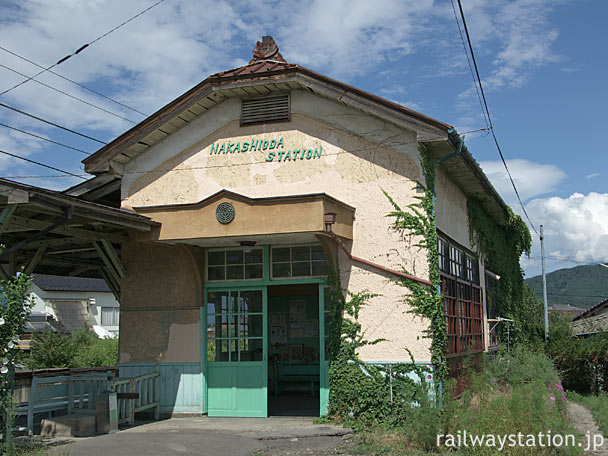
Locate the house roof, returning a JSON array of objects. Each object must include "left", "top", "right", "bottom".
[
  {"left": 549, "top": 304, "right": 584, "bottom": 312},
  {"left": 571, "top": 312, "right": 608, "bottom": 336},
  {"left": 572, "top": 297, "right": 608, "bottom": 321},
  {"left": 33, "top": 273, "right": 111, "bottom": 292}
]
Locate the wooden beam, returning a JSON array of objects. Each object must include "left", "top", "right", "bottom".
[
  {"left": 21, "top": 237, "right": 92, "bottom": 251},
  {"left": 0, "top": 205, "right": 17, "bottom": 235},
  {"left": 68, "top": 265, "right": 95, "bottom": 277},
  {"left": 8, "top": 253, "right": 16, "bottom": 276},
  {"left": 93, "top": 241, "right": 121, "bottom": 286},
  {"left": 99, "top": 267, "right": 120, "bottom": 301},
  {"left": 8, "top": 215, "right": 128, "bottom": 242},
  {"left": 0, "top": 265, "right": 10, "bottom": 281},
  {"left": 100, "top": 240, "right": 126, "bottom": 279},
  {"left": 24, "top": 245, "right": 47, "bottom": 275}
]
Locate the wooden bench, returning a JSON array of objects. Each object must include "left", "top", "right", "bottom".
[
  {"left": 17, "top": 372, "right": 113, "bottom": 435},
  {"left": 278, "top": 362, "right": 320, "bottom": 397}
]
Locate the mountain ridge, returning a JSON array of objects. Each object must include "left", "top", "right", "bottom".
[{"left": 525, "top": 264, "right": 608, "bottom": 310}]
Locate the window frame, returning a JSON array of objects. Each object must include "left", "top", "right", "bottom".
[
  {"left": 206, "top": 247, "right": 264, "bottom": 283},
  {"left": 270, "top": 243, "right": 329, "bottom": 280}
]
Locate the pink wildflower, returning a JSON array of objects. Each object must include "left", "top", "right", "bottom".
[
  {"left": 550, "top": 396, "right": 555, "bottom": 401},
  {"left": 427, "top": 375, "right": 432, "bottom": 380}
]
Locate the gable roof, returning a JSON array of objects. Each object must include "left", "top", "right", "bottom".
[
  {"left": 82, "top": 59, "right": 451, "bottom": 175},
  {"left": 573, "top": 297, "right": 608, "bottom": 321},
  {"left": 81, "top": 37, "right": 509, "bottom": 223},
  {"left": 33, "top": 273, "right": 111, "bottom": 293}
]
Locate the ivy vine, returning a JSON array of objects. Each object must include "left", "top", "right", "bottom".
[
  {"left": 468, "top": 199, "right": 533, "bottom": 343},
  {"left": 384, "top": 146, "right": 447, "bottom": 389},
  {"left": 325, "top": 269, "right": 435, "bottom": 427}
]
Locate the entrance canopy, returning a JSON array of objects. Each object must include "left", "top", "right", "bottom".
[
  {"left": 133, "top": 190, "right": 355, "bottom": 246},
  {"left": 0, "top": 178, "right": 158, "bottom": 296}
]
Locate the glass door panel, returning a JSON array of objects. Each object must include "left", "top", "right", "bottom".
[{"left": 206, "top": 288, "right": 267, "bottom": 417}]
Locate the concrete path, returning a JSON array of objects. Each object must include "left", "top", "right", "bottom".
[
  {"left": 567, "top": 401, "right": 607, "bottom": 455},
  {"left": 46, "top": 416, "right": 352, "bottom": 456}
]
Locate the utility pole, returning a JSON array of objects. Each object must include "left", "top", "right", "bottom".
[{"left": 540, "top": 225, "right": 549, "bottom": 343}]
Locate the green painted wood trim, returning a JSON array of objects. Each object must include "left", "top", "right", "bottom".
[
  {"left": 200, "top": 306, "right": 207, "bottom": 414},
  {"left": 205, "top": 278, "right": 326, "bottom": 289},
  {"left": 319, "top": 284, "right": 329, "bottom": 416},
  {"left": 118, "top": 362, "right": 201, "bottom": 367}
]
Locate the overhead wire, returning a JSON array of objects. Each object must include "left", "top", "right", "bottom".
[
  {"left": 450, "top": 0, "right": 489, "bottom": 131},
  {"left": 0, "top": 45, "right": 148, "bottom": 117},
  {"left": 455, "top": 0, "right": 540, "bottom": 237},
  {"left": 0, "top": 0, "right": 166, "bottom": 97},
  {"left": 0, "top": 63, "right": 137, "bottom": 124},
  {"left": 0, "top": 149, "right": 87, "bottom": 179},
  {"left": 0, "top": 102, "right": 107, "bottom": 144},
  {"left": 0, "top": 122, "right": 91, "bottom": 155}
]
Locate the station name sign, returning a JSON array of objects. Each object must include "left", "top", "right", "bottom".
[{"left": 209, "top": 136, "right": 323, "bottom": 163}]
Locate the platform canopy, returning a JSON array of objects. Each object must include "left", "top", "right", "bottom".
[{"left": 0, "top": 178, "right": 158, "bottom": 297}]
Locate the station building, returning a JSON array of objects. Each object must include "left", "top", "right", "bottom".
[{"left": 1, "top": 37, "right": 509, "bottom": 417}]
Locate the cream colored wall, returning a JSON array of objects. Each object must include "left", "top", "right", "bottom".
[{"left": 120, "top": 90, "right": 436, "bottom": 363}]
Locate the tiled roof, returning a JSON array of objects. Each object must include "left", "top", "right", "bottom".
[
  {"left": 33, "top": 274, "right": 111, "bottom": 293},
  {"left": 212, "top": 60, "right": 298, "bottom": 78}
]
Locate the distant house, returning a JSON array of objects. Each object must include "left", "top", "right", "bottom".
[
  {"left": 30, "top": 274, "right": 120, "bottom": 338},
  {"left": 571, "top": 297, "right": 608, "bottom": 336},
  {"left": 548, "top": 304, "right": 583, "bottom": 319}
]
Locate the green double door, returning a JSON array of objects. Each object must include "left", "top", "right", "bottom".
[
  {"left": 205, "top": 286, "right": 329, "bottom": 417},
  {"left": 206, "top": 288, "right": 267, "bottom": 417}
]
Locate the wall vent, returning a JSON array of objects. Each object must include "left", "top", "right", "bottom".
[{"left": 241, "top": 94, "right": 290, "bottom": 125}]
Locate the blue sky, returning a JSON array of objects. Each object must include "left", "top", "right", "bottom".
[{"left": 0, "top": 0, "right": 606, "bottom": 278}]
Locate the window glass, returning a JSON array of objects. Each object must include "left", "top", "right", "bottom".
[
  {"left": 206, "top": 289, "right": 263, "bottom": 362},
  {"left": 206, "top": 248, "right": 263, "bottom": 281},
  {"left": 271, "top": 245, "right": 328, "bottom": 279}
]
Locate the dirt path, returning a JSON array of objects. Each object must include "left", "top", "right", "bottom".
[{"left": 567, "top": 401, "right": 607, "bottom": 455}]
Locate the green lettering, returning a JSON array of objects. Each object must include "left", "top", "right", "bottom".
[
  {"left": 233, "top": 142, "right": 240, "bottom": 153},
  {"left": 262, "top": 140, "right": 269, "bottom": 150},
  {"left": 250, "top": 140, "right": 258, "bottom": 151},
  {"left": 269, "top": 139, "right": 276, "bottom": 149},
  {"left": 242, "top": 141, "right": 249, "bottom": 152},
  {"left": 210, "top": 143, "right": 218, "bottom": 155},
  {"left": 219, "top": 143, "right": 225, "bottom": 154},
  {"left": 277, "top": 137, "right": 284, "bottom": 148},
  {"left": 226, "top": 143, "right": 233, "bottom": 153},
  {"left": 292, "top": 150, "right": 299, "bottom": 160},
  {"left": 313, "top": 147, "right": 322, "bottom": 159},
  {"left": 277, "top": 150, "right": 286, "bottom": 162},
  {"left": 284, "top": 151, "right": 291, "bottom": 161},
  {"left": 266, "top": 151, "right": 275, "bottom": 162},
  {"left": 306, "top": 149, "right": 312, "bottom": 159}
]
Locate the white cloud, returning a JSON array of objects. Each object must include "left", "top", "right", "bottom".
[
  {"left": 522, "top": 192, "right": 608, "bottom": 277},
  {"left": 479, "top": 159, "right": 566, "bottom": 204},
  {"left": 586, "top": 173, "right": 600, "bottom": 179}
]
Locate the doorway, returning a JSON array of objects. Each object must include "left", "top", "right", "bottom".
[{"left": 267, "top": 284, "right": 320, "bottom": 416}]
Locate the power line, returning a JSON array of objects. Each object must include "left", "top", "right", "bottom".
[
  {"left": 0, "top": 46, "right": 148, "bottom": 117},
  {"left": 0, "top": 149, "right": 87, "bottom": 179},
  {"left": 0, "top": 63, "right": 137, "bottom": 124},
  {"left": 450, "top": 0, "right": 489, "bottom": 130},
  {"left": 455, "top": 0, "right": 539, "bottom": 238},
  {"left": 0, "top": 102, "right": 107, "bottom": 144},
  {"left": 0, "top": 122, "right": 91, "bottom": 155},
  {"left": 0, "top": 0, "right": 166, "bottom": 96}
]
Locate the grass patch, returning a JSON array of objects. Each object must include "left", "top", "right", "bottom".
[
  {"left": 337, "top": 348, "right": 582, "bottom": 455},
  {"left": 567, "top": 391, "right": 608, "bottom": 435}
]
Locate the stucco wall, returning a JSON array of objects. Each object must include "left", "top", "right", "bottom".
[
  {"left": 119, "top": 242, "right": 203, "bottom": 363},
  {"left": 120, "top": 90, "right": 440, "bottom": 363}
]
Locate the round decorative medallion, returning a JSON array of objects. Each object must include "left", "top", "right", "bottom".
[{"left": 216, "top": 202, "right": 235, "bottom": 224}]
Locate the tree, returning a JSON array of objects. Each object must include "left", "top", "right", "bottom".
[{"left": 0, "top": 270, "right": 33, "bottom": 446}]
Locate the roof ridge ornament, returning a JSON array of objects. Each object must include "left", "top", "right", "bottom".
[{"left": 249, "top": 36, "right": 286, "bottom": 64}]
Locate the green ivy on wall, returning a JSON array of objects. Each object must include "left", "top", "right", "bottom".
[
  {"left": 325, "top": 269, "right": 436, "bottom": 427},
  {"left": 384, "top": 146, "right": 447, "bottom": 388},
  {"left": 468, "top": 199, "right": 533, "bottom": 344}
]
